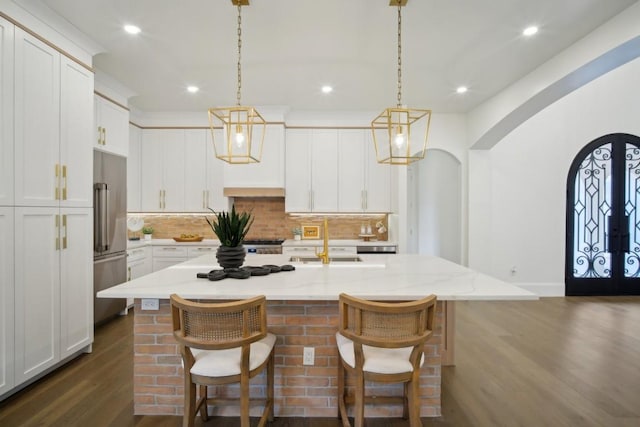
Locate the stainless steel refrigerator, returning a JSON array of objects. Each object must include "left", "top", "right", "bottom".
[{"left": 93, "top": 150, "right": 127, "bottom": 325}]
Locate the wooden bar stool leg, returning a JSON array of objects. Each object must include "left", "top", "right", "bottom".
[
  {"left": 183, "top": 377, "right": 196, "bottom": 427},
  {"left": 337, "top": 362, "right": 349, "bottom": 426},
  {"left": 354, "top": 372, "right": 365, "bottom": 427},
  {"left": 240, "top": 374, "right": 250, "bottom": 427},
  {"left": 267, "top": 350, "right": 275, "bottom": 422},
  {"left": 408, "top": 375, "right": 422, "bottom": 427},
  {"left": 198, "top": 384, "right": 208, "bottom": 421}
]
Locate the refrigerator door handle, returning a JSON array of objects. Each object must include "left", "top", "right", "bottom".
[{"left": 94, "top": 183, "right": 110, "bottom": 252}]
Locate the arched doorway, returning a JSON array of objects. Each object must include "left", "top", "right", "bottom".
[{"left": 566, "top": 133, "right": 640, "bottom": 295}]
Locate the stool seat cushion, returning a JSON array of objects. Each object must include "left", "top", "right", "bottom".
[
  {"left": 336, "top": 332, "right": 424, "bottom": 374},
  {"left": 190, "top": 333, "right": 276, "bottom": 377}
]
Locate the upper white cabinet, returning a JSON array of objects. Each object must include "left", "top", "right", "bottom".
[
  {"left": 140, "top": 129, "right": 185, "bottom": 212},
  {"left": 94, "top": 94, "right": 129, "bottom": 157},
  {"left": 0, "top": 18, "right": 14, "bottom": 207},
  {"left": 185, "top": 129, "right": 227, "bottom": 212},
  {"left": 14, "top": 28, "right": 93, "bottom": 208},
  {"left": 338, "top": 129, "right": 390, "bottom": 212},
  {"left": 127, "top": 124, "right": 141, "bottom": 211},
  {"left": 139, "top": 128, "right": 227, "bottom": 213},
  {"left": 59, "top": 58, "right": 94, "bottom": 207},
  {"left": 0, "top": 207, "right": 14, "bottom": 395},
  {"left": 223, "top": 124, "right": 285, "bottom": 189},
  {"left": 285, "top": 129, "right": 338, "bottom": 212}
]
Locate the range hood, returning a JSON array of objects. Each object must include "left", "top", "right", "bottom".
[{"left": 223, "top": 187, "right": 285, "bottom": 198}]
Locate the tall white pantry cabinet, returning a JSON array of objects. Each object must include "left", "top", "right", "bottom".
[{"left": 1, "top": 18, "right": 94, "bottom": 397}]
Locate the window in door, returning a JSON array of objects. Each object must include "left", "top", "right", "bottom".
[{"left": 566, "top": 133, "right": 640, "bottom": 295}]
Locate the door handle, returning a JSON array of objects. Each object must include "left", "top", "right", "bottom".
[{"left": 622, "top": 214, "right": 630, "bottom": 253}]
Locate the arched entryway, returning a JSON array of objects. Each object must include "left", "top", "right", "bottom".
[{"left": 566, "top": 133, "right": 640, "bottom": 295}]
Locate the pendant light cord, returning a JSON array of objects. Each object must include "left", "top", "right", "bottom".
[
  {"left": 236, "top": 4, "right": 242, "bottom": 106},
  {"left": 396, "top": 0, "right": 402, "bottom": 107}
]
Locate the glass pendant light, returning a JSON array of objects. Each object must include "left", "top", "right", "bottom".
[
  {"left": 371, "top": 0, "right": 431, "bottom": 165},
  {"left": 208, "top": 0, "right": 265, "bottom": 164}
]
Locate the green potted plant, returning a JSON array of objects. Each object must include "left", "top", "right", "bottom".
[
  {"left": 142, "top": 226, "right": 154, "bottom": 240},
  {"left": 205, "top": 205, "right": 254, "bottom": 268},
  {"left": 292, "top": 227, "right": 302, "bottom": 241}
]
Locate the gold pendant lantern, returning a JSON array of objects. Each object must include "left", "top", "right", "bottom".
[
  {"left": 208, "top": 0, "right": 265, "bottom": 164},
  {"left": 371, "top": 0, "right": 431, "bottom": 165}
]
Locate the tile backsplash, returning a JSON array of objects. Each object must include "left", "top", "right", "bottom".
[{"left": 128, "top": 198, "right": 388, "bottom": 241}]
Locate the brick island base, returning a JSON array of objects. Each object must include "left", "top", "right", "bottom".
[{"left": 133, "top": 299, "right": 446, "bottom": 418}]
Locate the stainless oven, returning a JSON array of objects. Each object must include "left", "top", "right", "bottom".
[{"left": 244, "top": 239, "right": 284, "bottom": 255}]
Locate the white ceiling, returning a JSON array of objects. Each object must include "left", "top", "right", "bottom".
[{"left": 39, "top": 0, "right": 638, "bottom": 113}]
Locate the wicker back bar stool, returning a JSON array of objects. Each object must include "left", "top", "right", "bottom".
[
  {"left": 336, "top": 293, "right": 437, "bottom": 427},
  {"left": 170, "top": 294, "right": 275, "bottom": 427}
]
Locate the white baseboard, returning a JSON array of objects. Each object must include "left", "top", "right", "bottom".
[{"left": 515, "top": 282, "right": 564, "bottom": 297}]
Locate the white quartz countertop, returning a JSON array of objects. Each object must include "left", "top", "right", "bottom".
[{"left": 99, "top": 253, "right": 538, "bottom": 302}]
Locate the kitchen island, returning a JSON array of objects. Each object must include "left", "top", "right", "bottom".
[{"left": 99, "top": 253, "right": 537, "bottom": 418}]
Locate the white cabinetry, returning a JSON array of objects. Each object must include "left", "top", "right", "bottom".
[
  {"left": 140, "top": 129, "right": 226, "bottom": 213},
  {"left": 338, "top": 130, "right": 390, "bottom": 212},
  {"left": 14, "top": 207, "right": 93, "bottom": 383},
  {"left": 127, "top": 247, "right": 152, "bottom": 281},
  {"left": 184, "top": 129, "right": 226, "bottom": 212},
  {"left": 152, "top": 246, "right": 188, "bottom": 271},
  {"left": 0, "top": 18, "right": 13, "bottom": 207},
  {"left": 285, "top": 129, "right": 338, "bottom": 212},
  {"left": 224, "top": 124, "right": 285, "bottom": 188},
  {"left": 188, "top": 245, "right": 218, "bottom": 259},
  {"left": 140, "top": 129, "right": 185, "bottom": 212},
  {"left": 94, "top": 94, "right": 129, "bottom": 156},
  {"left": 2, "top": 18, "right": 93, "bottom": 398},
  {"left": 0, "top": 207, "right": 14, "bottom": 395},
  {"left": 127, "top": 124, "right": 141, "bottom": 211},
  {"left": 14, "top": 28, "right": 93, "bottom": 208},
  {"left": 283, "top": 245, "right": 357, "bottom": 256}
]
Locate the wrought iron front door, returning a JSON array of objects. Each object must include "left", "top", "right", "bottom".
[{"left": 566, "top": 133, "right": 640, "bottom": 295}]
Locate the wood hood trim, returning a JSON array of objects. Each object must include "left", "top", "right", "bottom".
[{"left": 223, "top": 187, "right": 285, "bottom": 198}]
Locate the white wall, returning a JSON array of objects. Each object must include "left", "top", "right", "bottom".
[
  {"left": 469, "top": 57, "right": 640, "bottom": 292},
  {"left": 417, "top": 150, "right": 462, "bottom": 264}
]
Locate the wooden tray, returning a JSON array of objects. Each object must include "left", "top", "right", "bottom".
[{"left": 173, "top": 236, "right": 204, "bottom": 242}]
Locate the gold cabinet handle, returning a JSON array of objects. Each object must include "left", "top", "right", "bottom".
[
  {"left": 62, "top": 165, "right": 68, "bottom": 200},
  {"left": 97, "top": 126, "right": 102, "bottom": 144},
  {"left": 127, "top": 266, "right": 132, "bottom": 281},
  {"left": 55, "top": 164, "right": 60, "bottom": 200},
  {"left": 202, "top": 190, "right": 206, "bottom": 209},
  {"left": 55, "top": 215, "right": 60, "bottom": 250},
  {"left": 159, "top": 190, "right": 163, "bottom": 209},
  {"left": 62, "top": 214, "right": 68, "bottom": 249},
  {"left": 102, "top": 127, "right": 107, "bottom": 145}
]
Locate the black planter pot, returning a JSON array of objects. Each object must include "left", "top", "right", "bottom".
[{"left": 216, "top": 245, "right": 246, "bottom": 269}]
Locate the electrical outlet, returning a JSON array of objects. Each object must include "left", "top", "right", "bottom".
[
  {"left": 141, "top": 298, "right": 159, "bottom": 310},
  {"left": 303, "top": 347, "right": 315, "bottom": 366}
]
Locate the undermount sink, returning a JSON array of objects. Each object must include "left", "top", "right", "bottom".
[{"left": 288, "top": 256, "right": 363, "bottom": 263}]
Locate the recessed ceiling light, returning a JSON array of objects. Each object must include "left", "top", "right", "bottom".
[
  {"left": 321, "top": 85, "right": 333, "bottom": 94},
  {"left": 456, "top": 86, "right": 468, "bottom": 94},
  {"left": 187, "top": 86, "right": 199, "bottom": 93},
  {"left": 124, "top": 24, "right": 141, "bottom": 35},
  {"left": 523, "top": 26, "right": 538, "bottom": 37}
]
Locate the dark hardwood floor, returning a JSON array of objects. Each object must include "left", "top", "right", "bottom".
[{"left": 1, "top": 297, "right": 639, "bottom": 426}]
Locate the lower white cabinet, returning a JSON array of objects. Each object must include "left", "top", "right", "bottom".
[
  {"left": 127, "top": 247, "right": 152, "bottom": 281},
  {"left": 152, "top": 246, "right": 188, "bottom": 272},
  {"left": 0, "top": 207, "right": 14, "bottom": 396},
  {"left": 151, "top": 245, "right": 219, "bottom": 271},
  {"left": 13, "top": 207, "right": 93, "bottom": 385},
  {"left": 283, "top": 245, "right": 357, "bottom": 257},
  {"left": 188, "top": 246, "right": 217, "bottom": 259}
]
